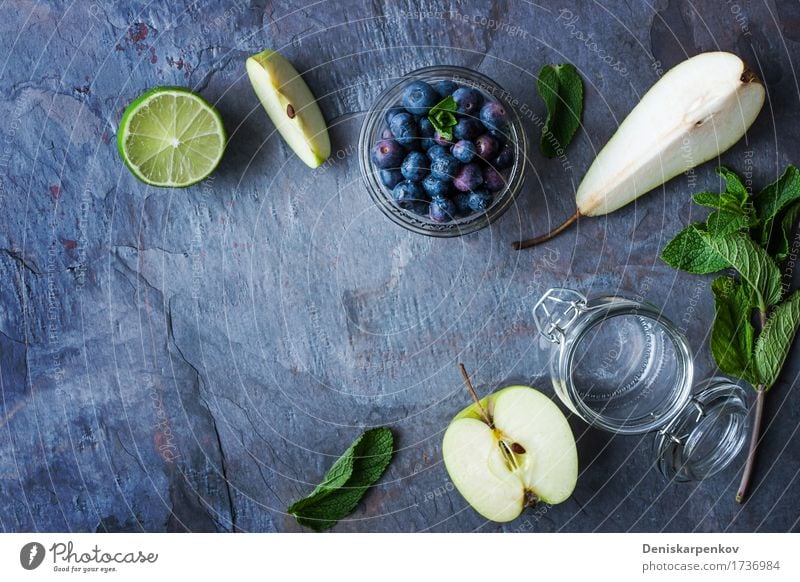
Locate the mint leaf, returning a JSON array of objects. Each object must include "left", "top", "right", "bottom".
[
  {"left": 717, "top": 166, "right": 749, "bottom": 207},
  {"left": 710, "top": 276, "right": 757, "bottom": 385},
  {"left": 753, "top": 165, "right": 800, "bottom": 244},
  {"left": 287, "top": 427, "right": 393, "bottom": 532},
  {"left": 754, "top": 290, "right": 800, "bottom": 389},
  {"left": 693, "top": 168, "right": 752, "bottom": 216},
  {"left": 693, "top": 191, "right": 748, "bottom": 216},
  {"left": 660, "top": 224, "right": 730, "bottom": 274},
  {"left": 772, "top": 200, "right": 800, "bottom": 263},
  {"left": 706, "top": 210, "right": 750, "bottom": 237},
  {"left": 702, "top": 231, "right": 782, "bottom": 309},
  {"left": 537, "top": 63, "right": 583, "bottom": 158},
  {"left": 428, "top": 96, "right": 457, "bottom": 140},
  {"left": 693, "top": 191, "right": 729, "bottom": 208}
]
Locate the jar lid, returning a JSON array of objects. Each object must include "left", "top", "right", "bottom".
[{"left": 653, "top": 377, "right": 749, "bottom": 481}]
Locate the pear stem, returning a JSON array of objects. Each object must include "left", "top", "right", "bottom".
[
  {"left": 513, "top": 210, "right": 580, "bottom": 250},
  {"left": 459, "top": 363, "right": 493, "bottom": 427}
]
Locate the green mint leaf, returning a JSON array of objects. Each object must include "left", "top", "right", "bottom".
[
  {"left": 771, "top": 200, "right": 800, "bottom": 263},
  {"left": 428, "top": 95, "right": 457, "bottom": 139},
  {"left": 433, "top": 110, "right": 456, "bottom": 128},
  {"left": 537, "top": 63, "right": 583, "bottom": 158},
  {"left": 692, "top": 168, "right": 752, "bottom": 216},
  {"left": 701, "top": 231, "right": 783, "bottom": 309},
  {"left": 716, "top": 166, "right": 749, "bottom": 207},
  {"left": 706, "top": 210, "right": 750, "bottom": 237},
  {"left": 754, "top": 290, "right": 800, "bottom": 389},
  {"left": 693, "top": 191, "right": 749, "bottom": 216},
  {"left": 693, "top": 191, "right": 727, "bottom": 208},
  {"left": 287, "top": 427, "right": 393, "bottom": 532},
  {"left": 430, "top": 95, "right": 457, "bottom": 116},
  {"left": 710, "top": 276, "right": 758, "bottom": 385},
  {"left": 660, "top": 224, "right": 730, "bottom": 274},
  {"left": 753, "top": 165, "right": 800, "bottom": 244}
]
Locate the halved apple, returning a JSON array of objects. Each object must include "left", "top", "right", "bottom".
[
  {"left": 442, "top": 385, "right": 578, "bottom": 522},
  {"left": 246, "top": 49, "right": 331, "bottom": 168}
]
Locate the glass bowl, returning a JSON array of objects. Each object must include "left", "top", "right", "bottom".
[{"left": 358, "top": 65, "right": 527, "bottom": 237}]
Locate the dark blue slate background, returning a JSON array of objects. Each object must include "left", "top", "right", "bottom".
[{"left": 1, "top": 0, "right": 799, "bottom": 532}]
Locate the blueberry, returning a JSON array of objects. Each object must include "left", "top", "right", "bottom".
[
  {"left": 494, "top": 144, "right": 514, "bottom": 169},
  {"left": 380, "top": 168, "right": 404, "bottom": 189},
  {"left": 467, "top": 190, "right": 492, "bottom": 212},
  {"left": 490, "top": 128, "right": 508, "bottom": 148},
  {"left": 452, "top": 139, "right": 476, "bottom": 163},
  {"left": 430, "top": 153, "right": 460, "bottom": 182},
  {"left": 490, "top": 124, "right": 510, "bottom": 142},
  {"left": 479, "top": 101, "right": 508, "bottom": 131},
  {"left": 482, "top": 166, "right": 505, "bottom": 192},
  {"left": 392, "top": 180, "right": 427, "bottom": 210},
  {"left": 389, "top": 112, "right": 418, "bottom": 147},
  {"left": 402, "top": 80, "right": 439, "bottom": 115},
  {"left": 427, "top": 144, "right": 448, "bottom": 160},
  {"left": 371, "top": 138, "right": 405, "bottom": 169},
  {"left": 418, "top": 118, "right": 436, "bottom": 150},
  {"left": 453, "top": 193, "right": 472, "bottom": 216},
  {"left": 409, "top": 202, "right": 429, "bottom": 216},
  {"left": 432, "top": 80, "right": 458, "bottom": 98},
  {"left": 400, "top": 151, "right": 429, "bottom": 182},
  {"left": 474, "top": 134, "right": 499, "bottom": 160},
  {"left": 453, "top": 163, "right": 484, "bottom": 192},
  {"left": 380, "top": 127, "right": 393, "bottom": 140},
  {"left": 422, "top": 175, "right": 451, "bottom": 199},
  {"left": 452, "top": 87, "right": 483, "bottom": 116},
  {"left": 434, "top": 131, "right": 453, "bottom": 147},
  {"left": 429, "top": 197, "right": 457, "bottom": 223},
  {"left": 454, "top": 118, "right": 483, "bottom": 141},
  {"left": 385, "top": 106, "right": 404, "bottom": 125}
]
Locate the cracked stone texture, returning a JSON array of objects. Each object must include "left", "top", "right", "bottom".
[{"left": 1, "top": 0, "right": 799, "bottom": 532}]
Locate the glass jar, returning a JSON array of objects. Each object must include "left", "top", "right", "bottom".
[
  {"left": 358, "top": 65, "right": 527, "bottom": 237},
  {"left": 533, "top": 287, "right": 749, "bottom": 481}
]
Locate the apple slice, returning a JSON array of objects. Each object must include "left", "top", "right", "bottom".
[
  {"left": 443, "top": 385, "right": 578, "bottom": 522},
  {"left": 514, "top": 51, "right": 765, "bottom": 249},
  {"left": 246, "top": 49, "right": 331, "bottom": 168}
]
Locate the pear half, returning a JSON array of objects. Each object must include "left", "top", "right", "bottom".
[
  {"left": 442, "top": 386, "right": 578, "bottom": 522},
  {"left": 246, "top": 49, "right": 331, "bottom": 168},
  {"left": 515, "top": 51, "right": 765, "bottom": 248}
]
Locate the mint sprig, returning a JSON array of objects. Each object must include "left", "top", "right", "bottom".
[
  {"left": 287, "top": 427, "right": 393, "bottom": 532},
  {"left": 537, "top": 63, "right": 583, "bottom": 157},
  {"left": 660, "top": 165, "right": 800, "bottom": 503},
  {"left": 427, "top": 95, "right": 457, "bottom": 140}
]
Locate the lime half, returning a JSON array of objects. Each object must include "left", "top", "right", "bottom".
[{"left": 117, "top": 87, "right": 226, "bottom": 187}]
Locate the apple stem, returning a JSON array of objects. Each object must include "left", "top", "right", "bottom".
[
  {"left": 458, "top": 363, "right": 493, "bottom": 427},
  {"left": 512, "top": 210, "right": 580, "bottom": 250}
]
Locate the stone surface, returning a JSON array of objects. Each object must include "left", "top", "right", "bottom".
[{"left": 1, "top": 0, "right": 799, "bottom": 532}]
